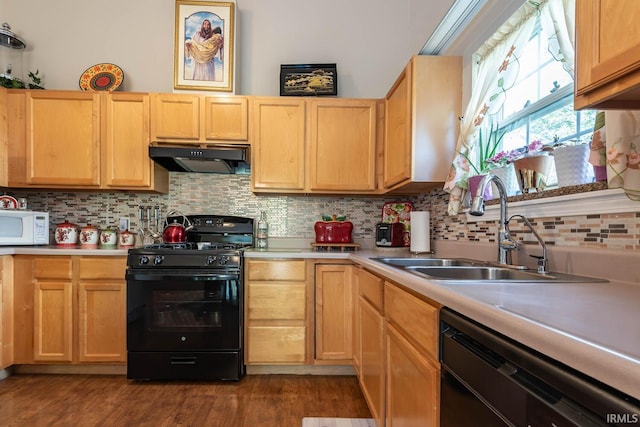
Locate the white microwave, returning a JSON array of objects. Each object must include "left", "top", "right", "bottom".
[{"left": 0, "top": 210, "right": 50, "bottom": 246}]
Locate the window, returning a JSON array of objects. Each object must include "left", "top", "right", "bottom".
[{"left": 495, "top": 19, "right": 596, "bottom": 154}]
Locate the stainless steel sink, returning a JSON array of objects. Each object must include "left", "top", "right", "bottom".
[
  {"left": 370, "top": 257, "right": 482, "bottom": 268},
  {"left": 370, "top": 257, "right": 608, "bottom": 283},
  {"left": 407, "top": 266, "right": 553, "bottom": 281}
]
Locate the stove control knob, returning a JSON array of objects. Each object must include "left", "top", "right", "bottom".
[
  {"left": 154, "top": 255, "right": 164, "bottom": 265},
  {"left": 218, "top": 255, "right": 229, "bottom": 265},
  {"left": 139, "top": 256, "right": 149, "bottom": 265},
  {"left": 206, "top": 256, "right": 217, "bottom": 265}
]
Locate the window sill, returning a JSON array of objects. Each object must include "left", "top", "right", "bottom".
[{"left": 465, "top": 185, "right": 636, "bottom": 222}]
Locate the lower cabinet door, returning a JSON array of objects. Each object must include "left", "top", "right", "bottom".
[
  {"left": 78, "top": 281, "right": 126, "bottom": 363},
  {"left": 386, "top": 323, "right": 439, "bottom": 427},
  {"left": 359, "top": 297, "right": 385, "bottom": 427},
  {"left": 33, "top": 280, "right": 73, "bottom": 362}
]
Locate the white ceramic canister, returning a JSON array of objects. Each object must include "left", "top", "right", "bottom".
[
  {"left": 55, "top": 220, "right": 79, "bottom": 247},
  {"left": 79, "top": 224, "right": 99, "bottom": 249},
  {"left": 118, "top": 229, "right": 136, "bottom": 248},
  {"left": 99, "top": 226, "right": 118, "bottom": 249}
]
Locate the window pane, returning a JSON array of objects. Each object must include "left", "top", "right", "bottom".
[
  {"left": 503, "top": 122, "right": 527, "bottom": 152},
  {"left": 529, "top": 100, "right": 576, "bottom": 143}
]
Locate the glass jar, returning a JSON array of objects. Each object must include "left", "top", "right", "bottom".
[{"left": 256, "top": 211, "right": 268, "bottom": 249}]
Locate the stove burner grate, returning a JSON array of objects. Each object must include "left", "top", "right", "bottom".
[{"left": 143, "top": 242, "right": 196, "bottom": 250}]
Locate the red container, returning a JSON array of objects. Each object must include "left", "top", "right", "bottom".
[{"left": 314, "top": 221, "right": 353, "bottom": 243}]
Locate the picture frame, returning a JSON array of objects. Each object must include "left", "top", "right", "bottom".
[
  {"left": 174, "top": 0, "right": 235, "bottom": 92},
  {"left": 280, "top": 63, "right": 337, "bottom": 96}
]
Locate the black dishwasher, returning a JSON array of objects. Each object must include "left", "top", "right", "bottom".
[{"left": 440, "top": 308, "right": 640, "bottom": 426}]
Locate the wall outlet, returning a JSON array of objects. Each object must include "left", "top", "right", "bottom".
[{"left": 119, "top": 218, "right": 130, "bottom": 232}]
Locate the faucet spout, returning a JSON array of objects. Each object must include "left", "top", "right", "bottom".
[
  {"left": 507, "top": 214, "right": 548, "bottom": 273},
  {"left": 468, "top": 173, "right": 517, "bottom": 265}
]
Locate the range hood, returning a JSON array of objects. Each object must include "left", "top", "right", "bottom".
[{"left": 149, "top": 145, "right": 250, "bottom": 174}]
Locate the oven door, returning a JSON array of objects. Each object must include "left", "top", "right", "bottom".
[{"left": 126, "top": 269, "right": 241, "bottom": 352}]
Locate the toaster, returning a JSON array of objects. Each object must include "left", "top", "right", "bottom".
[{"left": 375, "top": 222, "right": 404, "bottom": 247}]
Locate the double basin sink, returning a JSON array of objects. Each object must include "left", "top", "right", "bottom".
[{"left": 371, "top": 257, "right": 608, "bottom": 284}]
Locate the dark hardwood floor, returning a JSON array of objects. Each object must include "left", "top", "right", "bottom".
[{"left": 0, "top": 374, "right": 371, "bottom": 427}]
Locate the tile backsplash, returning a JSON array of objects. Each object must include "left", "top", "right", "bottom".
[{"left": 5, "top": 173, "right": 639, "bottom": 249}]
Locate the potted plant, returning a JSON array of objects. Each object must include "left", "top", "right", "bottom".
[{"left": 460, "top": 121, "right": 506, "bottom": 199}]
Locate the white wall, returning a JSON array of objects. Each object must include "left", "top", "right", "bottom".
[{"left": 3, "top": 0, "right": 455, "bottom": 98}]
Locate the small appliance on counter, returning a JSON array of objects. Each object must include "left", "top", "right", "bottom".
[
  {"left": 0, "top": 210, "right": 50, "bottom": 246},
  {"left": 375, "top": 202, "right": 413, "bottom": 247},
  {"left": 375, "top": 222, "right": 404, "bottom": 247}
]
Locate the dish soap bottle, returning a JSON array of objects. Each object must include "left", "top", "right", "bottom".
[{"left": 257, "top": 211, "right": 269, "bottom": 249}]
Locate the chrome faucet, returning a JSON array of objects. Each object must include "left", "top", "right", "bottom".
[
  {"left": 507, "top": 214, "right": 548, "bottom": 274},
  {"left": 468, "top": 174, "right": 518, "bottom": 266}
]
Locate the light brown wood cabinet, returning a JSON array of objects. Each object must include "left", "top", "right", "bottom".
[
  {"left": 6, "top": 90, "right": 168, "bottom": 192},
  {"left": 575, "top": 0, "right": 640, "bottom": 109},
  {"left": 150, "top": 93, "right": 249, "bottom": 143},
  {"left": 250, "top": 97, "right": 306, "bottom": 192},
  {"left": 384, "top": 282, "right": 440, "bottom": 426},
  {"left": 355, "top": 267, "right": 441, "bottom": 427},
  {"left": 14, "top": 256, "right": 127, "bottom": 364},
  {"left": 0, "top": 87, "right": 8, "bottom": 188},
  {"left": 0, "top": 255, "right": 13, "bottom": 368},
  {"left": 102, "top": 92, "right": 167, "bottom": 191},
  {"left": 357, "top": 268, "right": 386, "bottom": 427},
  {"left": 251, "top": 97, "right": 379, "bottom": 194},
  {"left": 315, "top": 263, "right": 353, "bottom": 361},
  {"left": 384, "top": 55, "right": 462, "bottom": 194},
  {"left": 244, "top": 259, "right": 309, "bottom": 364}
]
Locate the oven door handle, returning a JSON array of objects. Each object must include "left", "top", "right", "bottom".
[{"left": 126, "top": 271, "right": 240, "bottom": 281}]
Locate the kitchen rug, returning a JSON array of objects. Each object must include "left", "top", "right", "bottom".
[{"left": 301, "top": 418, "right": 375, "bottom": 427}]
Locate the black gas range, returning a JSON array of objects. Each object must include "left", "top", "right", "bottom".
[{"left": 126, "top": 214, "right": 253, "bottom": 381}]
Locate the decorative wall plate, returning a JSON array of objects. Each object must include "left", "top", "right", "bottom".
[
  {"left": 79, "top": 63, "right": 124, "bottom": 91},
  {"left": 0, "top": 195, "right": 18, "bottom": 209}
]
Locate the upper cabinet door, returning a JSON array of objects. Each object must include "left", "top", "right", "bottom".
[
  {"left": 0, "top": 88, "right": 8, "bottom": 187},
  {"left": 575, "top": 0, "right": 640, "bottom": 109},
  {"left": 150, "top": 93, "right": 200, "bottom": 141},
  {"left": 26, "top": 91, "right": 101, "bottom": 186},
  {"left": 384, "top": 56, "right": 462, "bottom": 193},
  {"left": 251, "top": 97, "right": 306, "bottom": 192},
  {"left": 102, "top": 92, "right": 151, "bottom": 188},
  {"left": 307, "top": 99, "right": 377, "bottom": 192},
  {"left": 384, "top": 65, "right": 412, "bottom": 189},
  {"left": 203, "top": 96, "right": 249, "bottom": 141}
]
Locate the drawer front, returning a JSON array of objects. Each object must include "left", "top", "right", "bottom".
[
  {"left": 34, "top": 257, "right": 72, "bottom": 279},
  {"left": 247, "top": 260, "right": 306, "bottom": 281},
  {"left": 359, "top": 269, "right": 384, "bottom": 312},
  {"left": 79, "top": 257, "right": 127, "bottom": 279},
  {"left": 384, "top": 282, "right": 439, "bottom": 361},
  {"left": 248, "top": 283, "right": 306, "bottom": 320},
  {"left": 247, "top": 326, "right": 306, "bottom": 364}
]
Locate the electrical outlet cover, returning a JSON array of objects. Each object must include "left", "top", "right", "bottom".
[{"left": 119, "top": 218, "right": 130, "bottom": 231}]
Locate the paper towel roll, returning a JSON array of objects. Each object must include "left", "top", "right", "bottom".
[{"left": 410, "top": 211, "right": 431, "bottom": 253}]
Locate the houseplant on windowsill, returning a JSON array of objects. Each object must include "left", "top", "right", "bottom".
[{"left": 460, "top": 121, "right": 506, "bottom": 200}]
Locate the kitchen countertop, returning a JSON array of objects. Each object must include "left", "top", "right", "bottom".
[
  {"left": 248, "top": 245, "right": 640, "bottom": 401},
  {"left": 0, "top": 246, "right": 129, "bottom": 256}
]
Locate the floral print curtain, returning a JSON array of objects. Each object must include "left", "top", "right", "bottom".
[
  {"left": 443, "top": 0, "right": 575, "bottom": 215},
  {"left": 589, "top": 111, "right": 640, "bottom": 200}
]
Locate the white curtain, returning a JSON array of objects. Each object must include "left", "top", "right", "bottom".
[
  {"left": 539, "top": 0, "right": 576, "bottom": 78},
  {"left": 589, "top": 111, "right": 640, "bottom": 200},
  {"left": 444, "top": 0, "right": 580, "bottom": 215},
  {"left": 443, "top": 1, "right": 540, "bottom": 215}
]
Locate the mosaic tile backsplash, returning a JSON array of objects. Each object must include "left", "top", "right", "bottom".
[{"left": 5, "top": 173, "right": 639, "bottom": 250}]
